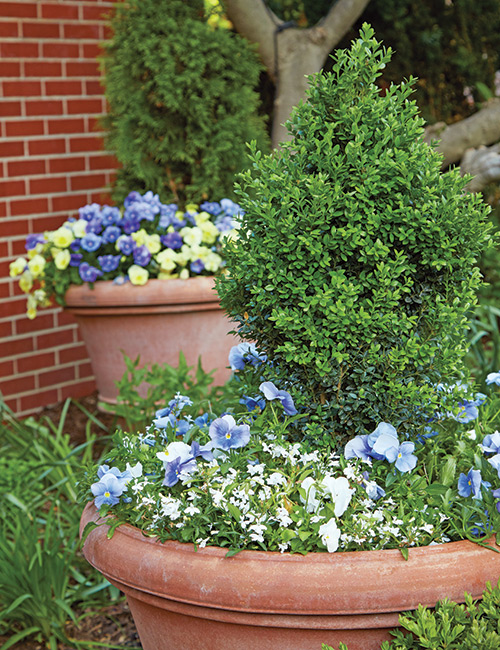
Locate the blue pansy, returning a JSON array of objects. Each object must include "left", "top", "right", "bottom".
[
  {"left": 86, "top": 217, "right": 103, "bottom": 235},
  {"left": 481, "top": 431, "right": 500, "bottom": 454},
  {"left": 133, "top": 245, "right": 151, "bottom": 267},
  {"left": 78, "top": 203, "right": 101, "bottom": 221},
  {"left": 80, "top": 233, "right": 102, "bottom": 252},
  {"left": 200, "top": 201, "right": 222, "bottom": 216},
  {"left": 344, "top": 435, "right": 373, "bottom": 461},
  {"left": 101, "top": 205, "right": 120, "bottom": 225},
  {"left": 240, "top": 395, "right": 266, "bottom": 412},
  {"left": 220, "top": 198, "right": 243, "bottom": 217},
  {"left": 161, "top": 232, "right": 183, "bottom": 249},
  {"left": 214, "top": 214, "right": 234, "bottom": 232},
  {"left": 162, "top": 456, "right": 197, "bottom": 487},
  {"left": 91, "top": 465, "right": 132, "bottom": 508},
  {"left": 259, "top": 381, "right": 297, "bottom": 416},
  {"left": 117, "top": 236, "right": 136, "bottom": 255},
  {"left": 70, "top": 239, "right": 81, "bottom": 252},
  {"left": 102, "top": 225, "right": 122, "bottom": 244},
  {"left": 190, "top": 440, "right": 214, "bottom": 461},
  {"left": 158, "top": 203, "right": 178, "bottom": 229},
  {"left": 458, "top": 468, "right": 483, "bottom": 499},
  {"left": 70, "top": 253, "right": 83, "bottom": 267},
  {"left": 190, "top": 259, "right": 205, "bottom": 274},
  {"left": 229, "top": 342, "right": 266, "bottom": 371},
  {"left": 167, "top": 394, "right": 193, "bottom": 414},
  {"left": 209, "top": 414, "right": 250, "bottom": 450},
  {"left": 98, "top": 254, "right": 121, "bottom": 273},
  {"left": 79, "top": 262, "right": 103, "bottom": 282},
  {"left": 25, "top": 233, "right": 45, "bottom": 250}
]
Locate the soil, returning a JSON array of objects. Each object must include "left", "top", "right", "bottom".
[{"left": 2, "top": 392, "right": 142, "bottom": 650}]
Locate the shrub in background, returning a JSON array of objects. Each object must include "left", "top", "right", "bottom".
[
  {"left": 101, "top": 0, "right": 269, "bottom": 206},
  {"left": 217, "top": 25, "right": 493, "bottom": 446}
]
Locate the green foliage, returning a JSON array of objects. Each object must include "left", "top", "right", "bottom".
[
  {"left": 110, "top": 351, "right": 239, "bottom": 432},
  {"left": 217, "top": 25, "right": 493, "bottom": 446},
  {"left": 0, "top": 398, "right": 125, "bottom": 649},
  {"left": 466, "top": 303, "right": 500, "bottom": 387},
  {"left": 341, "top": 0, "right": 500, "bottom": 124},
  {"left": 101, "top": 0, "right": 269, "bottom": 206},
  {"left": 324, "top": 581, "right": 500, "bottom": 650}
]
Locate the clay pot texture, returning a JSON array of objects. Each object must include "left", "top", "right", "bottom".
[
  {"left": 80, "top": 503, "right": 500, "bottom": 650},
  {"left": 65, "top": 277, "right": 237, "bottom": 405}
]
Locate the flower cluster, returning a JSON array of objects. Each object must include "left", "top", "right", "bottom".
[
  {"left": 79, "top": 346, "right": 500, "bottom": 555},
  {"left": 9, "top": 191, "right": 242, "bottom": 319}
]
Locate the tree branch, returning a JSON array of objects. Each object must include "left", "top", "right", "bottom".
[
  {"left": 223, "top": 0, "right": 281, "bottom": 80},
  {"left": 461, "top": 143, "right": 500, "bottom": 193},
  {"left": 316, "top": 0, "right": 371, "bottom": 58}
]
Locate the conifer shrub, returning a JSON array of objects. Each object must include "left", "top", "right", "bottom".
[
  {"left": 217, "top": 25, "right": 493, "bottom": 446},
  {"left": 100, "top": 0, "right": 269, "bottom": 206}
]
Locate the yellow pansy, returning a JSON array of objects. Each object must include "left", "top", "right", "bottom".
[
  {"left": 180, "top": 226, "right": 203, "bottom": 248},
  {"left": 128, "top": 264, "right": 149, "bottom": 286},
  {"left": 9, "top": 257, "right": 27, "bottom": 277},
  {"left": 199, "top": 220, "right": 219, "bottom": 245},
  {"left": 19, "top": 271, "right": 33, "bottom": 293},
  {"left": 194, "top": 211, "right": 211, "bottom": 225},
  {"left": 51, "top": 226, "right": 74, "bottom": 248},
  {"left": 27, "top": 254, "right": 46, "bottom": 278},
  {"left": 54, "top": 249, "right": 71, "bottom": 270},
  {"left": 156, "top": 248, "right": 177, "bottom": 272},
  {"left": 179, "top": 268, "right": 190, "bottom": 280},
  {"left": 204, "top": 252, "right": 222, "bottom": 272},
  {"left": 72, "top": 219, "right": 88, "bottom": 238},
  {"left": 158, "top": 271, "right": 179, "bottom": 279},
  {"left": 144, "top": 233, "right": 161, "bottom": 254},
  {"left": 131, "top": 229, "right": 147, "bottom": 246}
]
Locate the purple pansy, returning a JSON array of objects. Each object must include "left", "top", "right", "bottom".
[
  {"left": 162, "top": 456, "right": 197, "bottom": 487},
  {"left": 25, "top": 233, "right": 45, "bottom": 250},
  {"left": 70, "top": 253, "right": 83, "bottom": 267},
  {"left": 78, "top": 203, "right": 101, "bottom": 221},
  {"left": 209, "top": 414, "right": 250, "bottom": 450},
  {"left": 200, "top": 201, "right": 222, "bottom": 216},
  {"left": 133, "top": 245, "right": 151, "bottom": 267},
  {"left": 259, "top": 381, "right": 297, "bottom": 416},
  {"left": 190, "top": 259, "right": 205, "bottom": 274},
  {"left": 229, "top": 343, "right": 266, "bottom": 371},
  {"left": 102, "top": 225, "right": 122, "bottom": 244},
  {"left": 79, "top": 262, "right": 103, "bottom": 282},
  {"left": 161, "top": 232, "right": 183, "bottom": 249},
  {"left": 117, "top": 236, "right": 136, "bottom": 256},
  {"left": 98, "top": 254, "right": 121, "bottom": 273},
  {"left": 80, "top": 233, "right": 102, "bottom": 252}
]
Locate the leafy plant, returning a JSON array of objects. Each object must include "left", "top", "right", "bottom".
[
  {"left": 466, "top": 303, "right": 500, "bottom": 388},
  {"left": 110, "top": 351, "right": 239, "bottom": 432},
  {"left": 324, "top": 580, "right": 500, "bottom": 650},
  {"left": 217, "top": 24, "right": 494, "bottom": 446},
  {"left": 101, "top": 0, "right": 269, "bottom": 205}
]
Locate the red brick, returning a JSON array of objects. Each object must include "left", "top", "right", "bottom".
[
  {"left": 47, "top": 117, "right": 85, "bottom": 134},
  {"left": 76, "top": 361, "right": 94, "bottom": 378},
  {"left": 59, "top": 379, "right": 96, "bottom": 401},
  {"left": 22, "top": 21, "right": 60, "bottom": 39},
  {"left": 2, "top": 80, "right": 41, "bottom": 97},
  {"left": 0, "top": 359, "right": 14, "bottom": 376},
  {"left": 42, "top": 41, "right": 78, "bottom": 58},
  {"left": 0, "top": 178, "right": 25, "bottom": 198},
  {"left": 66, "top": 60, "right": 100, "bottom": 77},
  {"left": 15, "top": 311, "right": 54, "bottom": 336},
  {"left": 41, "top": 3, "right": 79, "bottom": 20},
  {"left": 63, "top": 22, "right": 100, "bottom": 40},
  {"left": 90, "top": 190, "right": 113, "bottom": 204},
  {"left": 17, "top": 350, "right": 56, "bottom": 373},
  {"left": 0, "top": 41, "right": 38, "bottom": 58},
  {"left": 81, "top": 42, "right": 102, "bottom": 60},
  {"left": 19, "top": 388, "right": 59, "bottom": 412},
  {"left": 0, "top": 140, "right": 24, "bottom": 157},
  {"left": 36, "top": 327, "right": 74, "bottom": 350},
  {"left": 5, "top": 119, "right": 44, "bottom": 137},
  {"left": 0, "top": 374, "right": 35, "bottom": 395},
  {"left": 10, "top": 197, "right": 48, "bottom": 216},
  {"left": 0, "top": 20, "right": 18, "bottom": 37},
  {"left": 39, "top": 364, "right": 76, "bottom": 388},
  {"left": 28, "top": 138, "right": 66, "bottom": 156},
  {"left": 0, "top": 100, "right": 22, "bottom": 116},
  {"left": 51, "top": 193, "right": 87, "bottom": 213},
  {"left": 85, "top": 79, "right": 102, "bottom": 96},
  {"left": 29, "top": 175, "right": 67, "bottom": 195},
  {"left": 0, "top": 319, "right": 13, "bottom": 338},
  {"left": 88, "top": 153, "right": 118, "bottom": 170},
  {"left": 10, "top": 238, "right": 29, "bottom": 256},
  {"left": 67, "top": 97, "right": 103, "bottom": 114},
  {"left": 1, "top": 61, "right": 21, "bottom": 76},
  {"left": 82, "top": 4, "right": 112, "bottom": 21},
  {"left": 58, "top": 344, "right": 89, "bottom": 365},
  {"left": 0, "top": 2, "right": 37, "bottom": 18},
  {"left": 35, "top": 214, "right": 75, "bottom": 231},
  {"left": 25, "top": 99, "right": 63, "bottom": 116},
  {"left": 69, "top": 135, "right": 103, "bottom": 153},
  {"left": 70, "top": 172, "right": 106, "bottom": 191},
  {"left": 24, "top": 60, "right": 62, "bottom": 78},
  {"left": 0, "top": 336, "right": 34, "bottom": 358},
  {"left": 3, "top": 221, "right": 31, "bottom": 240},
  {"left": 48, "top": 155, "right": 85, "bottom": 173},
  {"left": 8, "top": 158, "right": 46, "bottom": 176},
  {"left": 0, "top": 201, "right": 7, "bottom": 217},
  {"left": 45, "top": 79, "right": 82, "bottom": 96}
]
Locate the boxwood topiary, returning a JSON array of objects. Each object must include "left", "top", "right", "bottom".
[
  {"left": 217, "top": 24, "right": 494, "bottom": 446},
  {"left": 100, "top": 0, "right": 269, "bottom": 206}
]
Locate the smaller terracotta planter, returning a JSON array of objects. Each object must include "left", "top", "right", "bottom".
[
  {"left": 80, "top": 503, "right": 500, "bottom": 650},
  {"left": 65, "top": 276, "right": 237, "bottom": 405}
]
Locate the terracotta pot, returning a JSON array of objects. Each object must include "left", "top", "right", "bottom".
[
  {"left": 65, "top": 277, "right": 237, "bottom": 406},
  {"left": 80, "top": 503, "right": 500, "bottom": 650}
]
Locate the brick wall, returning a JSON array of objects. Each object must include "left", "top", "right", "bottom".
[{"left": 0, "top": 0, "right": 117, "bottom": 416}]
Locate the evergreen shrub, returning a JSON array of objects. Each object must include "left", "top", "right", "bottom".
[
  {"left": 217, "top": 25, "right": 493, "bottom": 446},
  {"left": 100, "top": 0, "right": 269, "bottom": 206}
]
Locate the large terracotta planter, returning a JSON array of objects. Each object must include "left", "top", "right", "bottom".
[
  {"left": 80, "top": 503, "right": 500, "bottom": 650},
  {"left": 65, "top": 277, "right": 237, "bottom": 405}
]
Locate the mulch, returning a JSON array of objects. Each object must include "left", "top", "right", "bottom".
[{"left": 2, "top": 392, "right": 142, "bottom": 649}]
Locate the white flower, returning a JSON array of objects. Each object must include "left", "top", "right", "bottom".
[
  {"left": 319, "top": 518, "right": 341, "bottom": 553},
  {"left": 249, "top": 523, "right": 267, "bottom": 543},
  {"left": 159, "top": 495, "right": 182, "bottom": 520},
  {"left": 126, "top": 461, "right": 143, "bottom": 478},
  {"left": 300, "top": 477, "right": 321, "bottom": 513},
  {"left": 267, "top": 472, "right": 286, "bottom": 486},
  {"left": 321, "top": 475, "right": 354, "bottom": 517},
  {"left": 185, "top": 505, "right": 201, "bottom": 516},
  {"left": 157, "top": 441, "right": 192, "bottom": 465}
]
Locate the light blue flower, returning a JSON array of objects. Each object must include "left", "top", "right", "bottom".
[
  {"left": 458, "top": 469, "right": 483, "bottom": 499},
  {"left": 102, "top": 225, "right": 122, "bottom": 243},
  {"left": 228, "top": 342, "right": 266, "bottom": 370},
  {"left": 162, "top": 456, "right": 197, "bottom": 487},
  {"left": 344, "top": 435, "right": 373, "bottom": 461},
  {"left": 80, "top": 232, "right": 102, "bottom": 252},
  {"left": 117, "top": 235, "right": 136, "bottom": 255},
  {"left": 98, "top": 254, "right": 121, "bottom": 273},
  {"left": 259, "top": 381, "right": 297, "bottom": 416},
  {"left": 79, "top": 262, "right": 102, "bottom": 282},
  {"left": 366, "top": 422, "right": 398, "bottom": 460},
  {"left": 220, "top": 198, "right": 243, "bottom": 217},
  {"left": 79, "top": 203, "right": 101, "bottom": 221},
  {"left": 486, "top": 372, "right": 500, "bottom": 386},
  {"left": 91, "top": 466, "right": 132, "bottom": 508},
  {"left": 383, "top": 441, "right": 417, "bottom": 473},
  {"left": 209, "top": 414, "right": 250, "bottom": 450},
  {"left": 190, "top": 440, "right": 214, "bottom": 461},
  {"left": 200, "top": 201, "right": 222, "bottom": 216},
  {"left": 481, "top": 431, "right": 500, "bottom": 454},
  {"left": 240, "top": 395, "right": 266, "bottom": 412}
]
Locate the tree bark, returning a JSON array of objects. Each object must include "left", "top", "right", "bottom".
[{"left": 224, "top": 0, "right": 371, "bottom": 147}]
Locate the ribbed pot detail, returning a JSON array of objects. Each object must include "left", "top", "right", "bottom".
[
  {"left": 65, "top": 277, "right": 237, "bottom": 405},
  {"left": 80, "top": 503, "right": 500, "bottom": 650}
]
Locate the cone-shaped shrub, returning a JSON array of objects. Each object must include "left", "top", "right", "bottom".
[
  {"left": 100, "top": 0, "right": 269, "bottom": 206},
  {"left": 217, "top": 25, "right": 493, "bottom": 446}
]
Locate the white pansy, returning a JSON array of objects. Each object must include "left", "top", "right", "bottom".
[
  {"left": 157, "top": 441, "right": 192, "bottom": 465},
  {"left": 319, "top": 518, "right": 341, "bottom": 553},
  {"left": 321, "top": 475, "right": 354, "bottom": 517},
  {"left": 300, "top": 477, "right": 321, "bottom": 513}
]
